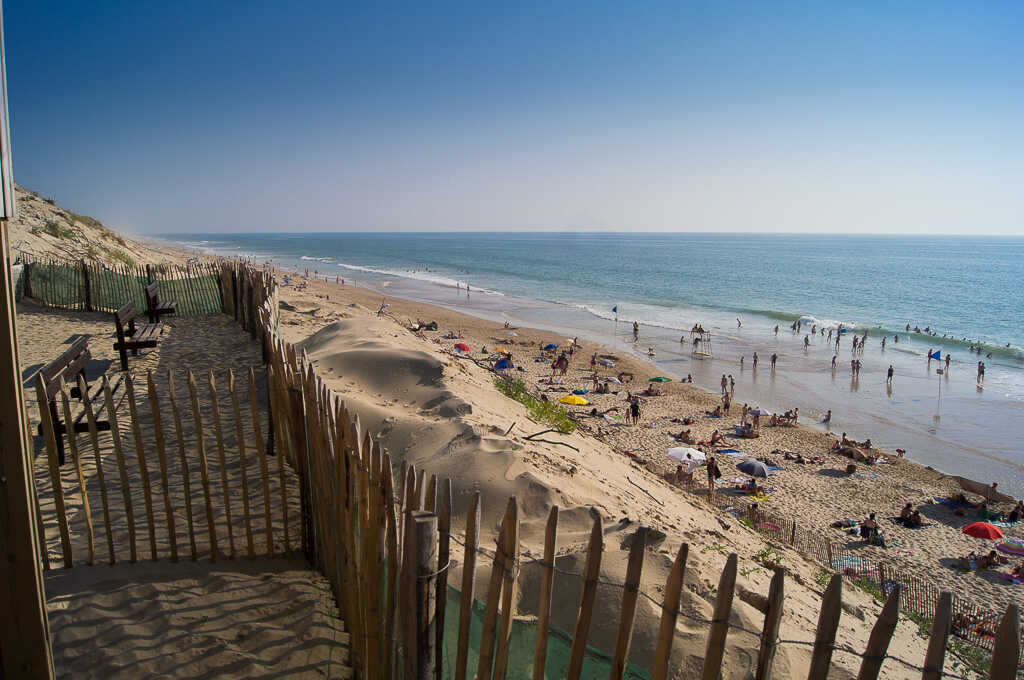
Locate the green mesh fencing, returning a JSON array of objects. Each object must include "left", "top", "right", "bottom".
[
  {"left": 440, "top": 586, "right": 650, "bottom": 680},
  {"left": 21, "top": 259, "right": 222, "bottom": 316}
]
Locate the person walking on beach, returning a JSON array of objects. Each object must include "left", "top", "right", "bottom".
[
  {"left": 977, "top": 361, "right": 985, "bottom": 384},
  {"left": 753, "top": 352, "right": 758, "bottom": 369},
  {"left": 707, "top": 457, "right": 720, "bottom": 497},
  {"left": 881, "top": 336, "right": 886, "bottom": 349},
  {"left": 737, "top": 318, "right": 742, "bottom": 328},
  {"left": 722, "top": 392, "right": 731, "bottom": 415},
  {"left": 804, "top": 335, "right": 810, "bottom": 349},
  {"left": 927, "top": 349, "right": 933, "bottom": 365},
  {"left": 945, "top": 353, "right": 951, "bottom": 371},
  {"left": 774, "top": 325, "right": 779, "bottom": 336},
  {"left": 629, "top": 396, "right": 641, "bottom": 425},
  {"left": 832, "top": 355, "right": 837, "bottom": 369},
  {"left": 729, "top": 375, "right": 735, "bottom": 392},
  {"left": 887, "top": 365, "right": 894, "bottom": 385},
  {"left": 632, "top": 321, "right": 639, "bottom": 342},
  {"left": 770, "top": 353, "right": 777, "bottom": 370},
  {"left": 720, "top": 374, "right": 728, "bottom": 394}
]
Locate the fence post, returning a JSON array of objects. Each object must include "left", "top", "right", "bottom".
[
  {"left": 856, "top": 584, "right": 900, "bottom": 680},
  {"left": 922, "top": 592, "right": 952, "bottom": 680},
  {"left": 807, "top": 574, "right": 842, "bottom": 680},
  {"left": 989, "top": 603, "right": 1020, "bottom": 680},
  {"left": 414, "top": 512, "right": 438, "bottom": 680},
  {"left": 701, "top": 553, "right": 738, "bottom": 680},
  {"left": 80, "top": 260, "right": 92, "bottom": 311},
  {"left": 755, "top": 567, "right": 785, "bottom": 680},
  {"left": 145, "top": 263, "right": 153, "bottom": 284}
]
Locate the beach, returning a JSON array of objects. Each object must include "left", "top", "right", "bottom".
[{"left": 265, "top": 268, "right": 1023, "bottom": 622}]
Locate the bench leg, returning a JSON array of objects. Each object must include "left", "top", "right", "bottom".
[
  {"left": 119, "top": 347, "right": 129, "bottom": 371},
  {"left": 49, "top": 402, "right": 67, "bottom": 466}
]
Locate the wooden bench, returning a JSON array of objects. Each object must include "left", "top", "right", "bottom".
[
  {"left": 113, "top": 302, "right": 163, "bottom": 370},
  {"left": 34, "top": 336, "right": 126, "bottom": 465},
  {"left": 144, "top": 281, "right": 177, "bottom": 323}
]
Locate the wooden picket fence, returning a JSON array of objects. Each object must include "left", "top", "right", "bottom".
[
  {"left": 222, "top": 261, "right": 1022, "bottom": 679},
  {"left": 18, "top": 254, "right": 223, "bottom": 316},
  {"left": 33, "top": 365, "right": 293, "bottom": 569},
  {"left": 669, "top": 476, "right": 1024, "bottom": 661}
]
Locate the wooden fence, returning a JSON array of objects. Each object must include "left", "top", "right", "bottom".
[
  {"left": 33, "top": 365, "right": 292, "bottom": 568},
  {"left": 18, "top": 254, "right": 223, "bottom": 316},
  {"left": 668, "top": 475, "right": 1024, "bottom": 661},
  {"left": 226, "top": 261, "right": 1022, "bottom": 679}
]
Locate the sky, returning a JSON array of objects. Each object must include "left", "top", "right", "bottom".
[{"left": 4, "top": 0, "right": 1024, "bottom": 235}]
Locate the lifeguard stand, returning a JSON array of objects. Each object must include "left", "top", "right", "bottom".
[{"left": 690, "top": 331, "right": 713, "bottom": 358}]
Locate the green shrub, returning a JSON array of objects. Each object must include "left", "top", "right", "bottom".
[{"left": 494, "top": 377, "right": 578, "bottom": 434}]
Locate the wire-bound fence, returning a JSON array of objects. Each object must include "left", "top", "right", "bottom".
[
  {"left": 665, "top": 474, "right": 1024, "bottom": 660},
  {"left": 17, "top": 254, "right": 223, "bottom": 316},
  {"left": 228, "top": 261, "right": 1021, "bottom": 680}
]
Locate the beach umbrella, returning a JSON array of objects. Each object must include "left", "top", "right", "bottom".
[
  {"left": 599, "top": 359, "right": 616, "bottom": 367},
  {"left": 749, "top": 407, "right": 771, "bottom": 416},
  {"left": 572, "top": 389, "right": 588, "bottom": 395},
  {"left": 454, "top": 343, "right": 470, "bottom": 352},
  {"left": 737, "top": 459, "right": 771, "bottom": 478},
  {"left": 543, "top": 343, "right": 558, "bottom": 350},
  {"left": 996, "top": 538, "right": 1024, "bottom": 556},
  {"left": 508, "top": 331, "right": 518, "bottom": 336},
  {"left": 494, "top": 347, "right": 509, "bottom": 354},
  {"left": 667, "top": 446, "right": 706, "bottom": 463},
  {"left": 604, "top": 376, "right": 622, "bottom": 384},
  {"left": 494, "top": 357, "right": 514, "bottom": 371},
  {"left": 649, "top": 376, "right": 671, "bottom": 382},
  {"left": 559, "top": 394, "right": 589, "bottom": 406},
  {"left": 961, "top": 522, "right": 1003, "bottom": 540}
]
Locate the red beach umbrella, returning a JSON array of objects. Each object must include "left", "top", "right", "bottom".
[
  {"left": 454, "top": 343, "right": 471, "bottom": 352},
  {"left": 961, "top": 522, "right": 1003, "bottom": 540}
]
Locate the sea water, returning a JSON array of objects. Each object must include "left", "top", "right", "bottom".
[{"left": 166, "top": 232, "right": 1024, "bottom": 497}]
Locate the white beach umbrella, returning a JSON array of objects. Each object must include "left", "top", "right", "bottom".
[
  {"left": 749, "top": 406, "right": 771, "bottom": 416},
  {"left": 667, "top": 447, "right": 706, "bottom": 463}
]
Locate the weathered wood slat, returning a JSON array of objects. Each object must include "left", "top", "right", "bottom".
[
  {"left": 59, "top": 387, "right": 93, "bottom": 565},
  {"left": 35, "top": 375, "right": 72, "bottom": 567},
  {"left": 532, "top": 505, "right": 558, "bottom": 680},
  {"left": 856, "top": 583, "right": 900, "bottom": 680},
  {"left": 79, "top": 375, "right": 116, "bottom": 564},
  {"left": 167, "top": 372, "right": 198, "bottom": 561},
  {"left": 492, "top": 497, "right": 519, "bottom": 680},
  {"left": 477, "top": 498, "right": 514, "bottom": 680},
  {"left": 610, "top": 526, "right": 647, "bottom": 680},
  {"left": 146, "top": 372, "right": 177, "bottom": 561},
  {"left": 566, "top": 512, "right": 603, "bottom": 680},
  {"left": 124, "top": 374, "right": 157, "bottom": 560},
  {"left": 228, "top": 369, "right": 255, "bottom": 557},
  {"left": 921, "top": 592, "right": 952, "bottom": 680},
  {"left": 248, "top": 367, "right": 273, "bottom": 556},
  {"left": 701, "top": 553, "right": 738, "bottom": 680},
  {"left": 756, "top": 567, "right": 786, "bottom": 680},
  {"left": 807, "top": 574, "right": 843, "bottom": 680},
  {"left": 187, "top": 372, "right": 218, "bottom": 560},
  {"left": 207, "top": 370, "right": 235, "bottom": 557},
  {"left": 93, "top": 376, "right": 136, "bottom": 563},
  {"left": 652, "top": 543, "right": 689, "bottom": 680}
]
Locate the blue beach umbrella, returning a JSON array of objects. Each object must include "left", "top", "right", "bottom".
[
  {"left": 738, "top": 459, "right": 770, "bottom": 478},
  {"left": 543, "top": 343, "right": 558, "bottom": 350}
]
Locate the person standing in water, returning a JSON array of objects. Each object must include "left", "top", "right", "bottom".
[
  {"left": 753, "top": 352, "right": 759, "bottom": 369},
  {"left": 945, "top": 353, "right": 951, "bottom": 371},
  {"left": 887, "top": 365, "right": 894, "bottom": 384},
  {"left": 774, "top": 325, "right": 779, "bottom": 336},
  {"left": 632, "top": 321, "right": 639, "bottom": 342},
  {"left": 720, "top": 374, "right": 728, "bottom": 394},
  {"left": 770, "top": 353, "right": 778, "bottom": 370}
]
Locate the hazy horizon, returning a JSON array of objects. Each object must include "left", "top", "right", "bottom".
[{"left": 7, "top": 1, "right": 1023, "bottom": 236}]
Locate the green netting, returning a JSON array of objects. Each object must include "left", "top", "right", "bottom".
[
  {"left": 22, "top": 261, "right": 222, "bottom": 316},
  {"left": 440, "top": 586, "right": 651, "bottom": 680}
]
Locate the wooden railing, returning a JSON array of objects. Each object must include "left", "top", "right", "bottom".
[{"left": 229, "top": 261, "right": 1022, "bottom": 679}]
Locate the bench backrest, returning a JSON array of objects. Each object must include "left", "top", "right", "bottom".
[
  {"left": 114, "top": 302, "right": 137, "bottom": 337},
  {"left": 39, "top": 336, "right": 91, "bottom": 401},
  {"left": 145, "top": 281, "right": 159, "bottom": 305}
]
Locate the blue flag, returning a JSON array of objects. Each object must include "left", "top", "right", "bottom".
[
  {"left": 612, "top": 306, "right": 617, "bottom": 314},
  {"left": 930, "top": 350, "right": 941, "bottom": 360}
]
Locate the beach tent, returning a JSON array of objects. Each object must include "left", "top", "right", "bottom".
[
  {"left": 454, "top": 343, "right": 471, "bottom": 352},
  {"left": 649, "top": 377, "right": 671, "bottom": 382},
  {"left": 961, "top": 522, "right": 1003, "bottom": 540},
  {"left": 559, "top": 394, "right": 589, "bottom": 406},
  {"left": 543, "top": 343, "right": 558, "bottom": 350},
  {"left": 738, "top": 459, "right": 771, "bottom": 478},
  {"left": 749, "top": 407, "right": 771, "bottom": 417},
  {"left": 667, "top": 447, "right": 706, "bottom": 463},
  {"left": 494, "top": 357, "right": 514, "bottom": 371}
]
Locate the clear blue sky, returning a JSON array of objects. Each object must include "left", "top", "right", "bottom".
[{"left": 5, "top": 1, "right": 1023, "bottom": 234}]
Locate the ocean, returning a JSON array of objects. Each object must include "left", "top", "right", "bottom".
[{"left": 165, "top": 232, "right": 1024, "bottom": 497}]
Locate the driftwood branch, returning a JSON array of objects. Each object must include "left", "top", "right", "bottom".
[
  {"left": 627, "top": 476, "right": 664, "bottom": 506},
  {"left": 530, "top": 438, "right": 580, "bottom": 452},
  {"left": 504, "top": 422, "right": 516, "bottom": 437},
  {"left": 524, "top": 428, "right": 558, "bottom": 440}
]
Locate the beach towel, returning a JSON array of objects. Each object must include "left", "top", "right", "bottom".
[
  {"left": 832, "top": 555, "right": 871, "bottom": 570},
  {"left": 854, "top": 472, "right": 881, "bottom": 479},
  {"left": 718, "top": 449, "right": 747, "bottom": 458},
  {"left": 990, "top": 521, "right": 1018, "bottom": 529},
  {"left": 1000, "top": 573, "right": 1024, "bottom": 584},
  {"left": 766, "top": 465, "right": 783, "bottom": 472}
]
